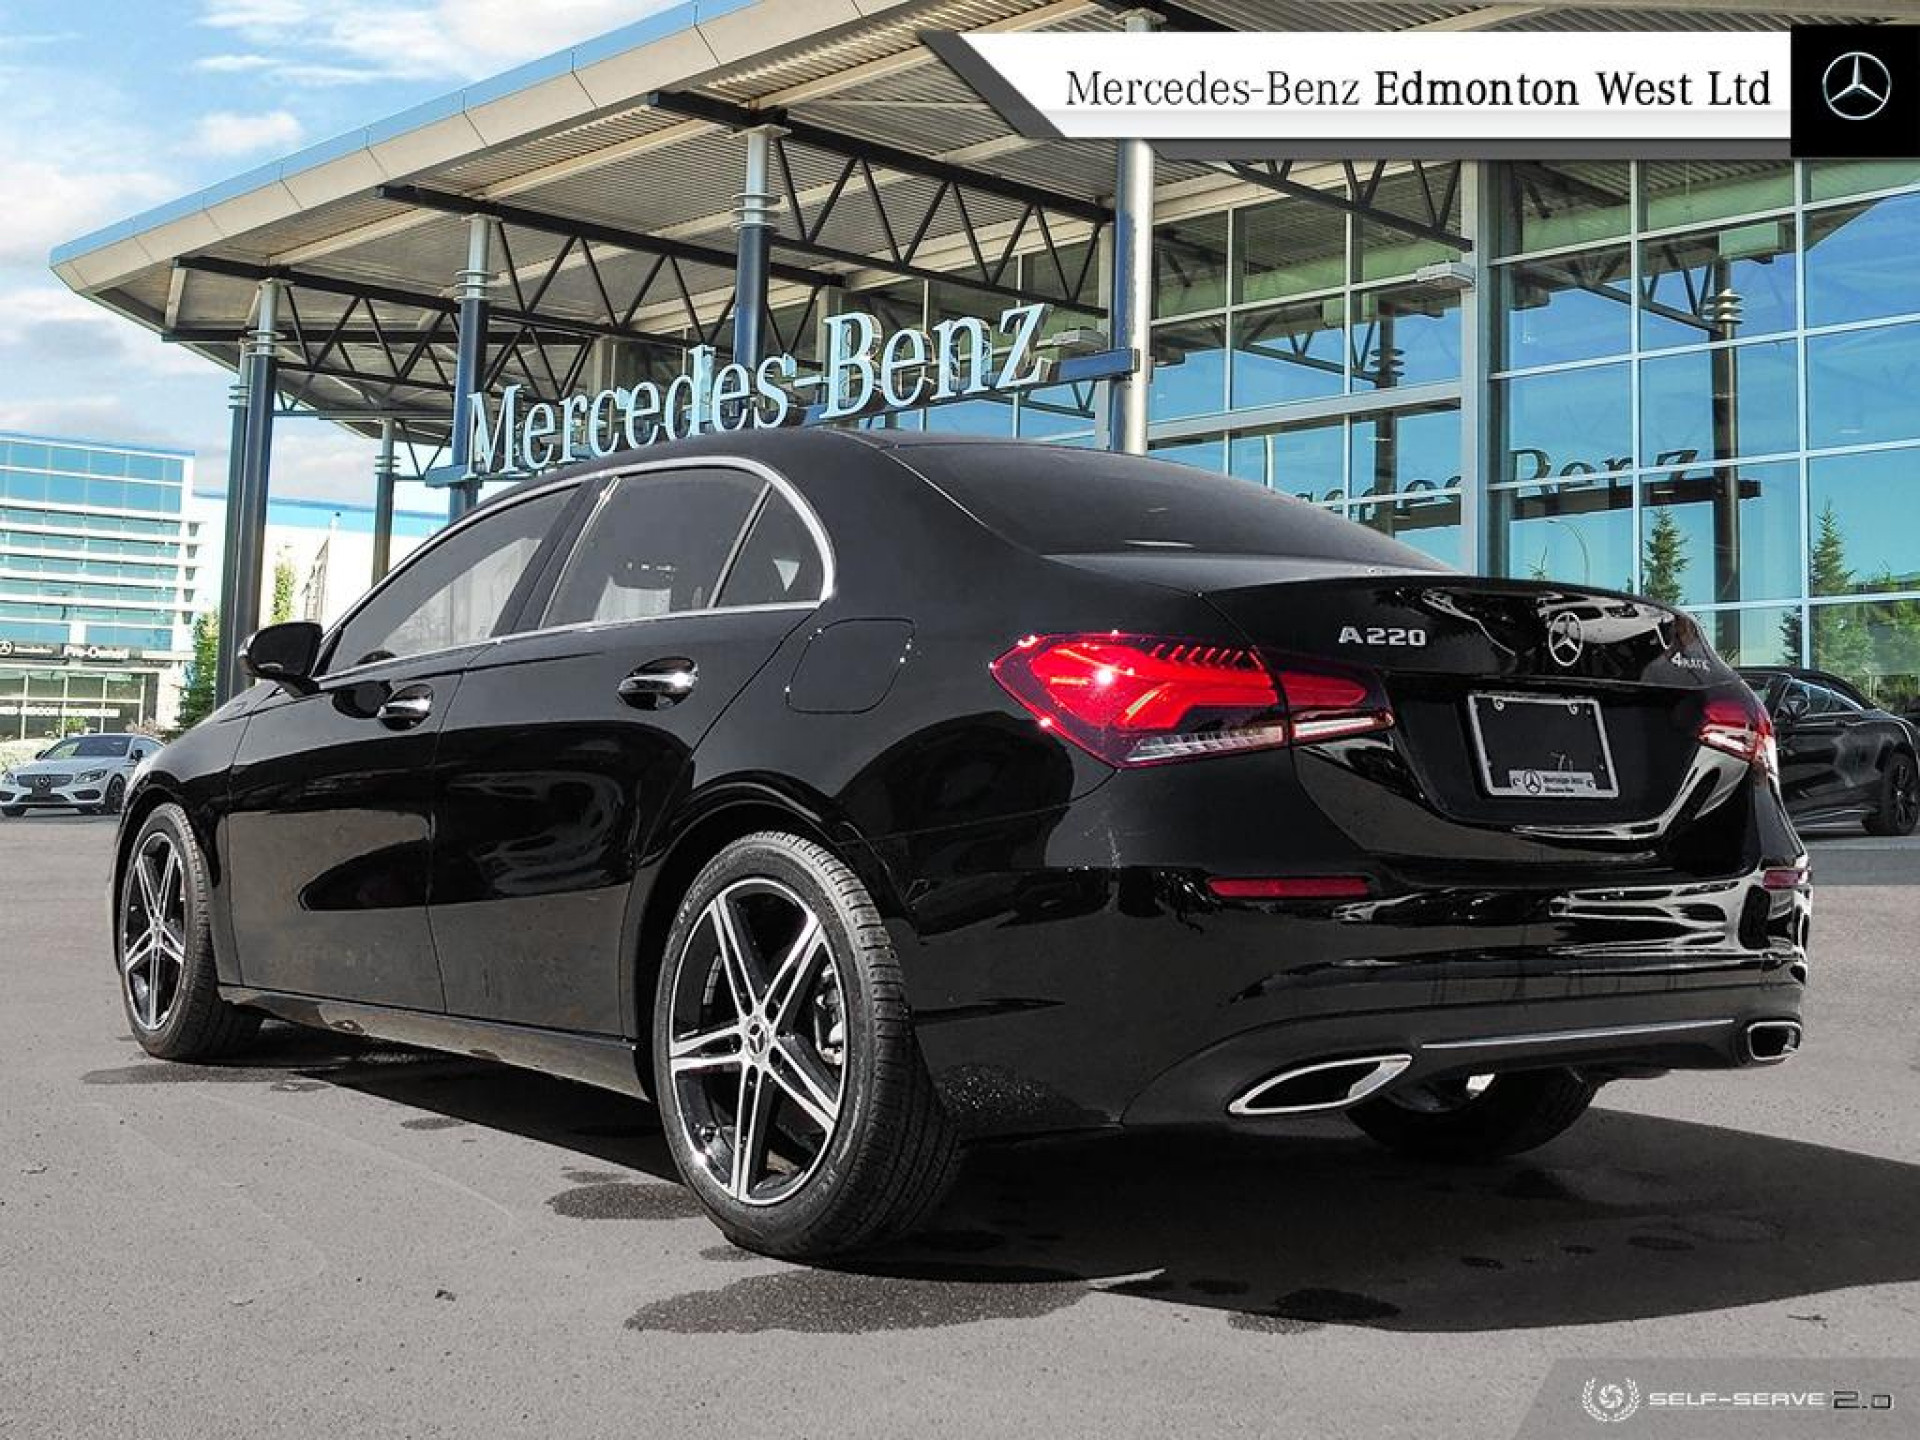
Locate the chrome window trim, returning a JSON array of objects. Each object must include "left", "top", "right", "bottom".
[
  {"left": 316, "top": 476, "right": 584, "bottom": 683},
  {"left": 534, "top": 455, "right": 835, "bottom": 633}
]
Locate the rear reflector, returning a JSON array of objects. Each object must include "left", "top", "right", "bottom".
[
  {"left": 1698, "top": 690, "right": 1778, "bottom": 779},
  {"left": 1208, "top": 876, "right": 1372, "bottom": 900},
  {"left": 991, "top": 633, "right": 1392, "bottom": 767}
]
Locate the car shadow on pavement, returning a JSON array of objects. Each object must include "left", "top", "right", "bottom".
[{"left": 90, "top": 1030, "right": 1920, "bottom": 1334}]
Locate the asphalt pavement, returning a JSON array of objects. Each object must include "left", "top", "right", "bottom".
[{"left": 3, "top": 813, "right": 1917, "bottom": 1439}]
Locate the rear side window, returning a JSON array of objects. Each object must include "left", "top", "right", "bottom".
[
  {"left": 900, "top": 443, "right": 1449, "bottom": 567},
  {"left": 544, "top": 467, "right": 763, "bottom": 626},
  {"left": 717, "top": 491, "right": 826, "bottom": 608}
]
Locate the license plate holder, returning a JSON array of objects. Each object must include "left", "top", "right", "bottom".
[{"left": 1467, "top": 693, "right": 1619, "bottom": 800}]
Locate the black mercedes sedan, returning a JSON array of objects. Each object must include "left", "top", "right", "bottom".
[
  {"left": 112, "top": 432, "right": 1809, "bottom": 1258},
  {"left": 1737, "top": 667, "right": 1919, "bottom": 836}
]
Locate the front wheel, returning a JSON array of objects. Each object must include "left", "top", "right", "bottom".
[
  {"left": 1347, "top": 1068, "right": 1596, "bottom": 1161},
  {"left": 103, "top": 774, "right": 127, "bottom": 815},
  {"left": 117, "top": 804, "right": 260, "bottom": 1060},
  {"left": 652, "top": 832, "right": 959, "bottom": 1259},
  {"left": 1866, "top": 753, "right": 1919, "bottom": 836}
]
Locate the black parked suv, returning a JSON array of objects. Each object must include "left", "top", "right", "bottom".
[{"left": 1738, "top": 667, "right": 1919, "bottom": 835}]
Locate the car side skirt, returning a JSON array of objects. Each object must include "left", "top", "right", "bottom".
[{"left": 220, "top": 987, "right": 647, "bottom": 1098}]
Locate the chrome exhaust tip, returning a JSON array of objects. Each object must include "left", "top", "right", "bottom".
[
  {"left": 1228, "top": 1053, "right": 1414, "bottom": 1117},
  {"left": 1744, "top": 1019, "right": 1802, "bottom": 1064}
]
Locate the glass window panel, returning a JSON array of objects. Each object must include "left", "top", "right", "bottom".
[
  {"left": 1639, "top": 339, "right": 1799, "bottom": 466},
  {"left": 1230, "top": 297, "right": 1345, "bottom": 408},
  {"left": 1639, "top": 221, "right": 1796, "bottom": 351},
  {"left": 1497, "top": 364, "right": 1632, "bottom": 485},
  {"left": 1638, "top": 460, "right": 1800, "bottom": 607},
  {"left": 1228, "top": 417, "right": 1345, "bottom": 501},
  {"left": 1700, "top": 605, "right": 1801, "bottom": 668},
  {"left": 1352, "top": 491, "right": 1461, "bottom": 567},
  {"left": 1493, "top": 477, "right": 1636, "bottom": 591},
  {"left": 1150, "top": 317, "right": 1228, "bottom": 420},
  {"left": 1022, "top": 239, "right": 1102, "bottom": 308},
  {"left": 1017, "top": 383, "right": 1097, "bottom": 439},
  {"left": 1499, "top": 162, "right": 1630, "bottom": 256},
  {"left": 1809, "top": 599, "right": 1920, "bottom": 706},
  {"left": 124, "top": 454, "right": 166, "bottom": 482},
  {"left": 1498, "top": 246, "right": 1632, "bottom": 370},
  {"left": 1146, "top": 436, "right": 1227, "bottom": 474},
  {"left": 1807, "top": 160, "right": 1920, "bottom": 204},
  {"left": 922, "top": 397, "right": 1015, "bottom": 435},
  {"left": 1807, "top": 448, "right": 1920, "bottom": 597},
  {"left": 1233, "top": 199, "right": 1345, "bottom": 305},
  {"left": 1805, "top": 192, "right": 1920, "bottom": 328},
  {"left": 1356, "top": 165, "right": 1462, "bottom": 281},
  {"left": 1808, "top": 321, "right": 1920, "bottom": 450},
  {"left": 1155, "top": 212, "right": 1230, "bottom": 317},
  {"left": 1350, "top": 405, "right": 1460, "bottom": 499},
  {"left": 1641, "top": 161, "right": 1792, "bottom": 231},
  {"left": 1353, "top": 283, "right": 1461, "bottom": 389},
  {"left": 46, "top": 446, "right": 88, "bottom": 474}
]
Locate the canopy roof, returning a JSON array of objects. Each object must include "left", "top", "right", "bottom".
[{"left": 52, "top": 0, "right": 1905, "bottom": 450}]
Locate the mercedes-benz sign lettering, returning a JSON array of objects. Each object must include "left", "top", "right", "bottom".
[{"left": 1823, "top": 50, "right": 1892, "bottom": 122}]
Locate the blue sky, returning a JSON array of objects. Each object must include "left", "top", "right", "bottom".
[{"left": 0, "top": 0, "right": 666, "bottom": 509}]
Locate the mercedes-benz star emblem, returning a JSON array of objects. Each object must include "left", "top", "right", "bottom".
[
  {"left": 1547, "top": 612, "right": 1585, "bottom": 668},
  {"left": 1823, "top": 50, "right": 1892, "bottom": 122}
]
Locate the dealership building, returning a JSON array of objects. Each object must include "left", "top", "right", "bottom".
[{"left": 48, "top": 0, "right": 1920, "bottom": 705}]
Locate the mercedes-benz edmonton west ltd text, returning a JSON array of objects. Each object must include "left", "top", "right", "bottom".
[{"left": 109, "top": 432, "right": 1810, "bottom": 1259}]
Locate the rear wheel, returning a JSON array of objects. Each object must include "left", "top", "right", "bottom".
[
  {"left": 652, "top": 832, "right": 959, "bottom": 1259},
  {"left": 117, "top": 804, "right": 260, "bottom": 1060},
  {"left": 1866, "top": 753, "right": 1919, "bottom": 836},
  {"left": 1347, "top": 1068, "right": 1596, "bottom": 1161}
]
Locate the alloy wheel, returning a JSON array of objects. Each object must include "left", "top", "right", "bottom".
[
  {"left": 121, "top": 832, "right": 186, "bottom": 1031},
  {"left": 1896, "top": 762, "right": 1919, "bottom": 831},
  {"left": 666, "top": 878, "right": 847, "bottom": 1207}
]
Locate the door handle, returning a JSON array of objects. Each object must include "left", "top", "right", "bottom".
[
  {"left": 376, "top": 684, "right": 434, "bottom": 729},
  {"left": 618, "top": 658, "right": 697, "bottom": 710}
]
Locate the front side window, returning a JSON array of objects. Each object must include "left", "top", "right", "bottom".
[
  {"left": 543, "top": 468, "right": 765, "bottom": 627},
  {"left": 328, "top": 488, "right": 569, "bottom": 672}
]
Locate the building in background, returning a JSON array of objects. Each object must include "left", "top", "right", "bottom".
[
  {"left": 0, "top": 432, "right": 199, "bottom": 738},
  {"left": 46, "top": 3, "right": 1920, "bottom": 709}
]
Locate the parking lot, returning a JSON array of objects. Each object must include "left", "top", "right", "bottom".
[{"left": 4, "top": 813, "right": 1917, "bottom": 1439}]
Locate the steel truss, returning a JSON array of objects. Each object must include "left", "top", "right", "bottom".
[
  {"left": 648, "top": 92, "right": 1111, "bottom": 312},
  {"left": 1218, "top": 159, "right": 1470, "bottom": 253}
]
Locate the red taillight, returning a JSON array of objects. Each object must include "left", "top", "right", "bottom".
[
  {"left": 1208, "top": 875, "right": 1372, "bottom": 900},
  {"left": 990, "top": 633, "right": 1392, "bottom": 767},
  {"left": 1698, "top": 690, "right": 1777, "bottom": 779}
]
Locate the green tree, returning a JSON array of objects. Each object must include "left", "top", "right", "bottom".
[
  {"left": 1640, "top": 507, "right": 1690, "bottom": 606},
  {"left": 176, "top": 611, "right": 220, "bottom": 731},
  {"left": 1805, "top": 502, "right": 1876, "bottom": 684},
  {"left": 270, "top": 555, "right": 298, "bottom": 624}
]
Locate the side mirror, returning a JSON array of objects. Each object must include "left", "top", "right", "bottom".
[{"left": 241, "top": 621, "right": 324, "bottom": 695}]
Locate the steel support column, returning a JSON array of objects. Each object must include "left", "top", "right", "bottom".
[
  {"left": 732, "top": 125, "right": 785, "bottom": 374},
  {"left": 214, "top": 377, "right": 249, "bottom": 702},
  {"left": 1459, "top": 160, "right": 1496, "bottom": 578},
  {"left": 230, "top": 279, "right": 282, "bottom": 670},
  {"left": 1107, "top": 9, "right": 1159, "bottom": 455},
  {"left": 373, "top": 417, "right": 398, "bottom": 584},
  {"left": 448, "top": 215, "right": 493, "bottom": 519}
]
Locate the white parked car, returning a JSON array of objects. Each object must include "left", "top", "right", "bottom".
[{"left": 0, "top": 733, "right": 160, "bottom": 818}]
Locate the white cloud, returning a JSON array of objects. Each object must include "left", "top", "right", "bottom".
[
  {"left": 189, "top": 108, "right": 305, "bottom": 158},
  {"left": 193, "top": 53, "right": 277, "bottom": 73},
  {"left": 197, "top": 0, "right": 674, "bottom": 85}
]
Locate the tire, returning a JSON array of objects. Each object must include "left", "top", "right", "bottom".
[
  {"left": 652, "top": 831, "right": 960, "bottom": 1259},
  {"left": 103, "top": 775, "right": 126, "bottom": 816},
  {"left": 1347, "top": 1068, "right": 1596, "bottom": 1162},
  {"left": 116, "top": 803, "right": 260, "bottom": 1061},
  {"left": 1866, "top": 752, "right": 1919, "bottom": 836}
]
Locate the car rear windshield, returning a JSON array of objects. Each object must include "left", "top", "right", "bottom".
[{"left": 898, "top": 443, "right": 1450, "bottom": 567}]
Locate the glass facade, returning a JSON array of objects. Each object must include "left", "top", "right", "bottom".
[
  {"left": 0, "top": 433, "right": 197, "bottom": 737},
  {"left": 880, "top": 158, "right": 1920, "bottom": 709}
]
